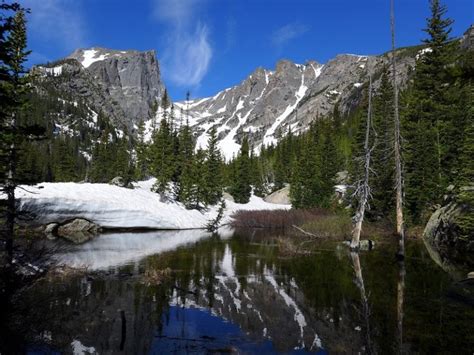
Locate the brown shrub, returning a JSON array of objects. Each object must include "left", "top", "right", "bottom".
[{"left": 230, "top": 208, "right": 330, "bottom": 229}]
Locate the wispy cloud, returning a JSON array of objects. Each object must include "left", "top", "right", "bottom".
[
  {"left": 152, "top": 0, "right": 201, "bottom": 27},
  {"left": 23, "top": 0, "right": 86, "bottom": 54},
  {"left": 152, "top": 0, "right": 212, "bottom": 88},
  {"left": 271, "top": 22, "right": 310, "bottom": 48}
]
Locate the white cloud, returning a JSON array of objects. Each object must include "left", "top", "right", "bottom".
[
  {"left": 23, "top": 0, "right": 85, "bottom": 53},
  {"left": 271, "top": 22, "right": 310, "bottom": 48},
  {"left": 163, "top": 23, "right": 212, "bottom": 87},
  {"left": 152, "top": 0, "right": 202, "bottom": 27},
  {"left": 152, "top": 0, "right": 212, "bottom": 88}
]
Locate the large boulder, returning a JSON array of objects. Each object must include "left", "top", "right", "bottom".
[
  {"left": 57, "top": 218, "right": 100, "bottom": 244},
  {"left": 264, "top": 185, "right": 291, "bottom": 205},
  {"left": 423, "top": 184, "right": 474, "bottom": 269},
  {"left": 109, "top": 176, "right": 133, "bottom": 189}
]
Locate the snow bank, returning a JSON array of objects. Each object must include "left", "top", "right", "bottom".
[{"left": 16, "top": 179, "right": 290, "bottom": 230}]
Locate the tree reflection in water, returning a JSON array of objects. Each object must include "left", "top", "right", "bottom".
[
  {"left": 397, "top": 259, "right": 405, "bottom": 354},
  {"left": 1, "top": 230, "right": 474, "bottom": 353},
  {"left": 350, "top": 251, "right": 374, "bottom": 354}
]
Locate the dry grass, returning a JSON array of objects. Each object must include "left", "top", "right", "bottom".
[
  {"left": 299, "top": 214, "right": 352, "bottom": 239},
  {"left": 231, "top": 208, "right": 394, "bottom": 244},
  {"left": 301, "top": 215, "right": 393, "bottom": 240},
  {"left": 230, "top": 208, "right": 331, "bottom": 229}
]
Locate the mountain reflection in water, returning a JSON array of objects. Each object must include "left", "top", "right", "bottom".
[{"left": 1, "top": 228, "right": 473, "bottom": 354}]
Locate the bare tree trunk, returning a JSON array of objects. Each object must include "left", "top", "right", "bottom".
[
  {"left": 391, "top": 0, "right": 405, "bottom": 256},
  {"left": 351, "top": 68, "right": 374, "bottom": 249}
]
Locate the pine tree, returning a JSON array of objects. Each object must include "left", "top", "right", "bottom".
[
  {"left": 112, "top": 135, "right": 132, "bottom": 184},
  {"left": 230, "top": 137, "right": 252, "bottom": 203},
  {"left": 192, "top": 149, "right": 208, "bottom": 208},
  {"left": 90, "top": 126, "right": 113, "bottom": 182},
  {"left": 160, "top": 90, "right": 170, "bottom": 126},
  {"left": 290, "top": 131, "right": 321, "bottom": 209},
  {"left": 320, "top": 131, "right": 339, "bottom": 207},
  {"left": 0, "top": 5, "right": 42, "bottom": 263},
  {"left": 273, "top": 146, "right": 286, "bottom": 191},
  {"left": 54, "top": 136, "right": 78, "bottom": 181},
  {"left": 403, "top": 0, "right": 455, "bottom": 223},
  {"left": 150, "top": 118, "right": 174, "bottom": 194},
  {"left": 455, "top": 57, "right": 474, "bottom": 238},
  {"left": 204, "top": 127, "right": 223, "bottom": 205},
  {"left": 176, "top": 118, "right": 194, "bottom": 202},
  {"left": 370, "top": 68, "right": 395, "bottom": 219},
  {"left": 134, "top": 120, "right": 149, "bottom": 180}
]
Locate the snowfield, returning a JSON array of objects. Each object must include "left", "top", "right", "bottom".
[{"left": 15, "top": 179, "right": 290, "bottom": 230}]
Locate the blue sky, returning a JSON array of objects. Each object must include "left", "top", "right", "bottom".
[{"left": 24, "top": 0, "right": 473, "bottom": 101}]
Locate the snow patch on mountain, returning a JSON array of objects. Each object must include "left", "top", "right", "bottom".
[
  {"left": 310, "top": 62, "right": 323, "bottom": 78},
  {"left": 263, "top": 69, "right": 308, "bottom": 146},
  {"left": 81, "top": 49, "right": 110, "bottom": 68},
  {"left": 45, "top": 65, "right": 63, "bottom": 76}
]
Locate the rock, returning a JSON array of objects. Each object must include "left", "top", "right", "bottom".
[
  {"left": 423, "top": 184, "right": 474, "bottom": 268},
  {"left": 109, "top": 176, "right": 133, "bottom": 189},
  {"left": 110, "top": 176, "right": 124, "bottom": 187},
  {"left": 222, "top": 192, "right": 234, "bottom": 203},
  {"left": 468, "top": 272, "right": 474, "bottom": 279},
  {"left": 68, "top": 47, "right": 165, "bottom": 128},
  {"left": 44, "top": 223, "right": 59, "bottom": 239},
  {"left": 264, "top": 185, "right": 291, "bottom": 205},
  {"left": 57, "top": 219, "right": 100, "bottom": 244},
  {"left": 335, "top": 171, "right": 349, "bottom": 185}
]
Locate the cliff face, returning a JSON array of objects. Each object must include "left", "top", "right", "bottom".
[
  {"left": 34, "top": 47, "right": 165, "bottom": 131},
  {"left": 68, "top": 48, "right": 164, "bottom": 126}
]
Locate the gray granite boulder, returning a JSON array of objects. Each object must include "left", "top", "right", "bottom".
[{"left": 57, "top": 219, "right": 100, "bottom": 244}]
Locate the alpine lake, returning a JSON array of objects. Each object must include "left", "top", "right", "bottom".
[{"left": 3, "top": 228, "right": 474, "bottom": 354}]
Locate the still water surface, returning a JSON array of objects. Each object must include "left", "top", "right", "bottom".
[{"left": 7, "top": 228, "right": 474, "bottom": 354}]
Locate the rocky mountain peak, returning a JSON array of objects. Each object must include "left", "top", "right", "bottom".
[
  {"left": 32, "top": 44, "right": 419, "bottom": 160},
  {"left": 35, "top": 47, "right": 166, "bottom": 129},
  {"left": 175, "top": 49, "right": 416, "bottom": 160},
  {"left": 68, "top": 47, "right": 151, "bottom": 68}
]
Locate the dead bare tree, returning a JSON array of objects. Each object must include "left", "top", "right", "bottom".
[
  {"left": 390, "top": 0, "right": 405, "bottom": 257},
  {"left": 351, "top": 61, "right": 375, "bottom": 249}
]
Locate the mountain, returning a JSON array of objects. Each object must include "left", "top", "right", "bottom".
[
  {"left": 33, "top": 47, "right": 165, "bottom": 132},
  {"left": 29, "top": 45, "right": 422, "bottom": 164},
  {"left": 175, "top": 48, "right": 419, "bottom": 159}
]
